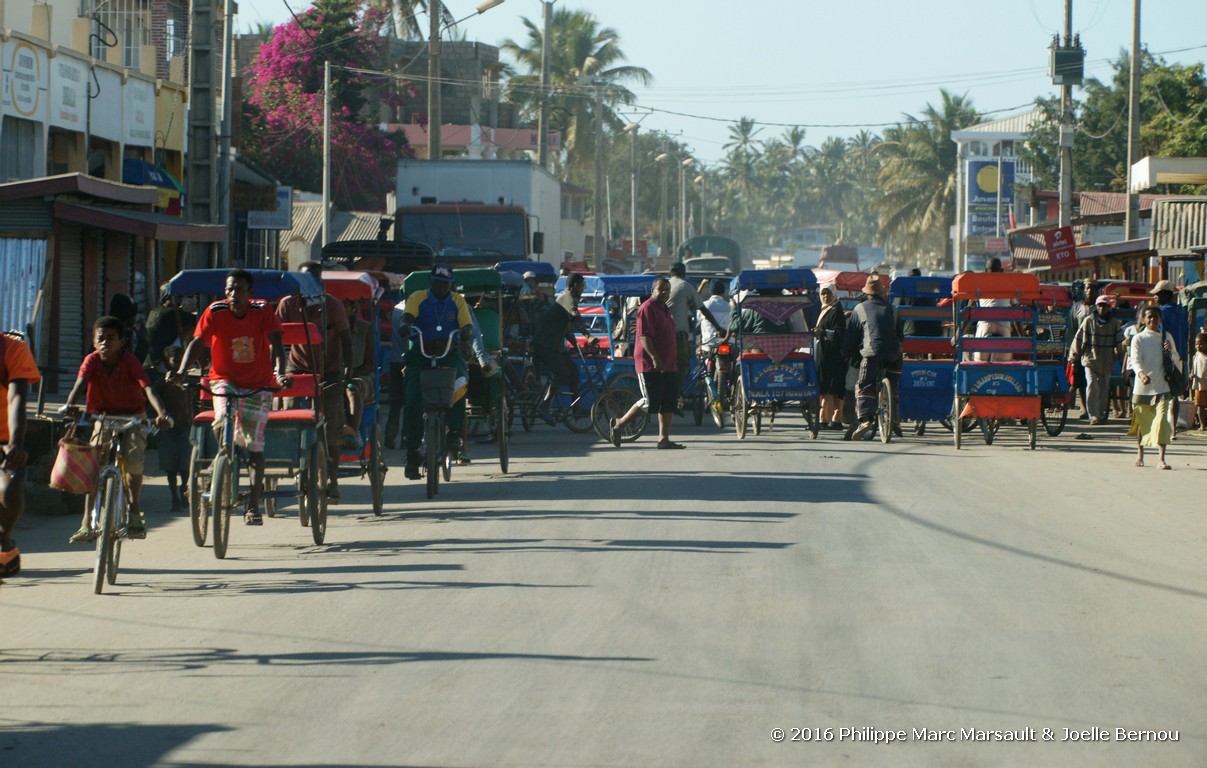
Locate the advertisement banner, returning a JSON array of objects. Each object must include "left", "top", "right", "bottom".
[
  {"left": 965, "top": 159, "right": 1015, "bottom": 242},
  {"left": 124, "top": 77, "right": 155, "bottom": 147},
  {"left": 50, "top": 53, "right": 88, "bottom": 131},
  {"left": 91, "top": 67, "right": 122, "bottom": 141},
  {"left": 1043, "top": 226, "right": 1078, "bottom": 270},
  {"left": 2, "top": 39, "right": 49, "bottom": 123}
]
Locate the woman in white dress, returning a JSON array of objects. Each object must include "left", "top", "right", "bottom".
[{"left": 1129, "top": 306, "right": 1181, "bottom": 469}]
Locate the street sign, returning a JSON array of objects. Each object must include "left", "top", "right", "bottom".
[
  {"left": 984, "top": 237, "right": 1008, "bottom": 253},
  {"left": 1043, "top": 226, "right": 1077, "bottom": 269}
]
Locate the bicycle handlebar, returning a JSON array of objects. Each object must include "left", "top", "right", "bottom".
[
  {"left": 408, "top": 327, "right": 460, "bottom": 362},
  {"left": 61, "top": 410, "right": 164, "bottom": 434}
]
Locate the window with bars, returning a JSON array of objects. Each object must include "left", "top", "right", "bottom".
[{"left": 84, "top": 0, "right": 151, "bottom": 70}]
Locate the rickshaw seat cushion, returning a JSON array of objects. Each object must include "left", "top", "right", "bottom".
[
  {"left": 739, "top": 350, "right": 811, "bottom": 361},
  {"left": 192, "top": 407, "right": 318, "bottom": 424},
  {"left": 280, "top": 322, "right": 322, "bottom": 347},
  {"left": 903, "top": 338, "right": 953, "bottom": 356}
]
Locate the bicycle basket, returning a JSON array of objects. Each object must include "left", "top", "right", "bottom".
[{"left": 420, "top": 367, "right": 457, "bottom": 409}]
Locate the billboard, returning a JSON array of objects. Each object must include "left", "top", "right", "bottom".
[{"left": 965, "top": 159, "right": 1015, "bottom": 243}]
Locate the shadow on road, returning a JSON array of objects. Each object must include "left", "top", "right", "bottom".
[
  {"left": 0, "top": 721, "right": 229, "bottom": 768},
  {"left": 321, "top": 537, "right": 793, "bottom": 556}
]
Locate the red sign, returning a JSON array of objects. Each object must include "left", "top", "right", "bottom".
[
  {"left": 1043, "top": 226, "right": 1077, "bottom": 270},
  {"left": 984, "top": 237, "right": 1009, "bottom": 253}
]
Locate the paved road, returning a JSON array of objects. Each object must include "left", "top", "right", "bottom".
[{"left": 4, "top": 415, "right": 1206, "bottom": 767}]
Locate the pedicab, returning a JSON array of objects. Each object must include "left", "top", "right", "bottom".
[
  {"left": 402, "top": 268, "right": 510, "bottom": 473},
  {"left": 730, "top": 268, "right": 822, "bottom": 439},
  {"left": 889, "top": 275, "right": 954, "bottom": 436},
  {"left": 951, "top": 271, "right": 1045, "bottom": 449},
  {"left": 814, "top": 269, "right": 891, "bottom": 311},
  {"left": 321, "top": 270, "right": 390, "bottom": 514},
  {"left": 166, "top": 269, "right": 330, "bottom": 554},
  {"left": 1036, "top": 282, "right": 1074, "bottom": 436}
]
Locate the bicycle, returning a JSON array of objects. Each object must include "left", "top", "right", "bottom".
[
  {"left": 411, "top": 328, "right": 466, "bottom": 499},
  {"left": 66, "top": 412, "right": 158, "bottom": 594}
]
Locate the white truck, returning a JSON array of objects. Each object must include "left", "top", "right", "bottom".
[{"left": 394, "top": 159, "right": 563, "bottom": 265}]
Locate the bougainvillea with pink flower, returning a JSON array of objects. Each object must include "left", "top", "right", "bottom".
[{"left": 241, "top": 0, "right": 416, "bottom": 211}]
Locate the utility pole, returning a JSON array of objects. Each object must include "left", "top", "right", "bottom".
[
  {"left": 537, "top": 1, "right": 552, "bottom": 170},
  {"left": 187, "top": 0, "right": 217, "bottom": 265},
  {"left": 322, "top": 61, "right": 332, "bottom": 247},
  {"left": 1058, "top": 0, "right": 1073, "bottom": 228},
  {"left": 216, "top": 0, "right": 235, "bottom": 265},
  {"left": 658, "top": 144, "right": 669, "bottom": 261},
  {"left": 592, "top": 84, "right": 604, "bottom": 270},
  {"left": 428, "top": 0, "right": 442, "bottom": 159},
  {"left": 1125, "top": 0, "right": 1142, "bottom": 241}
]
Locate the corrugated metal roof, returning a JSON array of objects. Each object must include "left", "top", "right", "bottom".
[
  {"left": 1151, "top": 197, "right": 1207, "bottom": 254},
  {"left": 1078, "top": 192, "right": 1167, "bottom": 217},
  {"left": 952, "top": 108, "right": 1045, "bottom": 141},
  {"left": 279, "top": 202, "right": 391, "bottom": 262}
]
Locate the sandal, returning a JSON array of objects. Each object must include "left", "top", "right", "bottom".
[
  {"left": 0, "top": 545, "right": 20, "bottom": 576},
  {"left": 244, "top": 508, "right": 264, "bottom": 526},
  {"left": 1134, "top": 458, "right": 1144, "bottom": 467},
  {"left": 609, "top": 418, "right": 621, "bottom": 448},
  {"left": 1158, "top": 462, "right": 1172, "bottom": 470},
  {"left": 69, "top": 526, "right": 98, "bottom": 545},
  {"left": 656, "top": 440, "right": 686, "bottom": 450}
]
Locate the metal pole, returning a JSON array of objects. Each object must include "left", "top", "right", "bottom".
[
  {"left": 1059, "top": 0, "right": 1073, "bottom": 228},
  {"left": 322, "top": 61, "right": 331, "bottom": 247},
  {"left": 995, "top": 151, "right": 1003, "bottom": 239},
  {"left": 678, "top": 163, "right": 686, "bottom": 247},
  {"left": 658, "top": 144, "right": 668, "bottom": 261},
  {"left": 428, "top": 0, "right": 442, "bottom": 159},
  {"left": 629, "top": 127, "right": 638, "bottom": 254},
  {"left": 1125, "top": 0, "right": 1142, "bottom": 241},
  {"left": 217, "top": 0, "right": 235, "bottom": 265},
  {"left": 592, "top": 85, "right": 604, "bottom": 270},
  {"left": 538, "top": 1, "right": 552, "bottom": 170}
]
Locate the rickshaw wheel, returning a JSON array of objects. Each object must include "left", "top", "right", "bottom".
[
  {"left": 1028, "top": 417, "right": 1038, "bottom": 450},
  {"left": 309, "top": 441, "right": 329, "bottom": 545},
  {"left": 1041, "top": 399, "right": 1068, "bottom": 437},
  {"left": 979, "top": 418, "right": 995, "bottom": 445},
  {"left": 802, "top": 398, "right": 820, "bottom": 439},
  {"left": 210, "top": 453, "right": 234, "bottom": 560},
  {"left": 497, "top": 392, "right": 509, "bottom": 474},
  {"left": 692, "top": 396, "right": 704, "bottom": 426},
  {"left": 263, "top": 477, "right": 277, "bottom": 518},
  {"left": 369, "top": 423, "right": 385, "bottom": 515},
  {"left": 592, "top": 374, "right": 647, "bottom": 443},
  {"left": 188, "top": 445, "right": 209, "bottom": 547},
  {"left": 734, "top": 377, "right": 748, "bottom": 440},
  {"left": 425, "top": 413, "right": 442, "bottom": 499},
  {"left": 953, "top": 397, "right": 962, "bottom": 450},
  {"left": 877, "top": 377, "right": 894, "bottom": 444}
]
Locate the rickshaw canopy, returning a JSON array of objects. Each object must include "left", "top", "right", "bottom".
[
  {"left": 166, "top": 269, "right": 323, "bottom": 302},
  {"left": 813, "top": 269, "right": 886, "bottom": 294},
  {"left": 321, "top": 270, "right": 383, "bottom": 302},
  {"left": 734, "top": 268, "right": 818, "bottom": 292},
  {"left": 1037, "top": 283, "right": 1073, "bottom": 307},
  {"left": 889, "top": 275, "right": 951, "bottom": 300},
  {"left": 495, "top": 260, "right": 557, "bottom": 282},
  {"left": 403, "top": 267, "right": 503, "bottom": 295},
  {"left": 557, "top": 273, "right": 654, "bottom": 298},
  {"left": 951, "top": 272, "right": 1043, "bottom": 301}
]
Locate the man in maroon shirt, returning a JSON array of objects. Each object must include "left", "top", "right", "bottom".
[{"left": 610, "top": 277, "right": 684, "bottom": 449}]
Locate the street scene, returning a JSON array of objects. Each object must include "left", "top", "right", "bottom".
[{"left": 1, "top": 0, "right": 1206, "bottom": 765}]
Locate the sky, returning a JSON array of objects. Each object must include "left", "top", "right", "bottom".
[{"left": 241, "top": 0, "right": 1207, "bottom": 165}]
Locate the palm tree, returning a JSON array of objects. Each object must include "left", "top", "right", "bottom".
[
  {"left": 501, "top": 9, "right": 652, "bottom": 179},
  {"left": 877, "top": 89, "right": 980, "bottom": 266},
  {"left": 720, "top": 117, "right": 763, "bottom": 220}
]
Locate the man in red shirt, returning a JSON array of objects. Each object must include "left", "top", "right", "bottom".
[
  {"left": 610, "top": 277, "right": 684, "bottom": 449},
  {"left": 64, "top": 316, "right": 173, "bottom": 540},
  {"left": 172, "top": 269, "right": 288, "bottom": 525},
  {"left": 0, "top": 331, "right": 40, "bottom": 578}
]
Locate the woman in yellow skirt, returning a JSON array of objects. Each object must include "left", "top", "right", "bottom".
[{"left": 1129, "top": 306, "right": 1182, "bottom": 469}]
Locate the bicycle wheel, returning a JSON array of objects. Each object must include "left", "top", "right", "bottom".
[
  {"left": 705, "top": 373, "right": 725, "bottom": 429},
  {"left": 309, "top": 441, "right": 329, "bottom": 545},
  {"left": 497, "top": 391, "right": 509, "bottom": 474},
  {"left": 369, "top": 422, "right": 385, "bottom": 516},
  {"left": 108, "top": 483, "right": 126, "bottom": 586},
  {"left": 734, "top": 375, "right": 748, "bottom": 440},
  {"left": 92, "top": 476, "right": 116, "bottom": 594},
  {"left": 802, "top": 397, "right": 820, "bottom": 439},
  {"left": 979, "top": 418, "right": 995, "bottom": 446},
  {"left": 210, "top": 453, "right": 234, "bottom": 560},
  {"left": 877, "top": 377, "right": 894, "bottom": 444},
  {"left": 188, "top": 445, "right": 209, "bottom": 547},
  {"left": 591, "top": 375, "right": 648, "bottom": 443},
  {"left": 1041, "top": 398, "right": 1068, "bottom": 437},
  {"left": 425, "top": 412, "right": 442, "bottom": 499}
]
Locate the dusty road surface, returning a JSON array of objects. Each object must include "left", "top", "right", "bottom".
[{"left": 4, "top": 417, "right": 1206, "bottom": 767}]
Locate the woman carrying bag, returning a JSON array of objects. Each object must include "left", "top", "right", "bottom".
[{"left": 1129, "top": 306, "right": 1182, "bottom": 469}]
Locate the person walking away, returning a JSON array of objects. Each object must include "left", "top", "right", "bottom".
[
  {"left": 667, "top": 262, "right": 727, "bottom": 408},
  {"left": 1067, "top": 294, "right": 1124, "bottom": 425},
  {"left": 277, "top": 262, "right": 352, "bottom": 503},
  {"left": 64, "top": 316, "right": 173, "bottom": 541},
  {"left": 1151, "top": 279, "right": 1189, "bottom": 436},
  {"left": 1070, "top": 278, "right": 1097, "bottom": 419},
  {"left": 611, "top": 277, "right": 682, "bottom": 449},
  {"left": 400, "top": 264, "right": 475, "bottom": 480},
  {"left": 1129, "top": 306, "right": 1180, "bottom": 469},
  {"left": 841, "top": 275, "right": 903, "bottom": 440},
  {"left": 153, "top": 346, "right": 193, "bottom": 513},
  {"left": 342, "top": 296, "right": 376, "bottom": 447},
  {"left": 813, "top": 284, "right": 847, "bottom": 430},
  {"left": 698, "top": 279, "right": 732, "bottom": 352},
  {"left": 1191, "top": 332, "right": 1207, "bottom": 431},
  {"left": 171, "top": 269, "right": 290, "bottom": 525},
  {"left": 0, "top": 331, "right": 40, "bottom": 578}
]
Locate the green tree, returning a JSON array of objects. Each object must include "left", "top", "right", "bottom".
[
  {"left": 500, "top": 9, "right": 652, "bottom": 181},
  {"left": 877, "top": 89, "right": 980, "bottom": 266}
]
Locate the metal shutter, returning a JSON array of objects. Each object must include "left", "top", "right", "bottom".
[{"left": 58, "top": 224, "right": 86, "bottom": 373}]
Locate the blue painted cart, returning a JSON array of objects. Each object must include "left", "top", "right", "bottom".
[
  {"left": 891, "top": 275, "right": 955, "bottom": 433},
  {"left": 730, "top": 268, "right": 821, "bottom": 439}
]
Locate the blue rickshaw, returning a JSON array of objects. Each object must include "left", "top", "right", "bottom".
[
  {"left": 730, "top": 268, "right": 822, "bottom": 439},
  {"left": 166, "top": 268, "right": 330, "bottom": 555},
  {"left": 890, "top": 275, "right": 955, "bottom": 435}
]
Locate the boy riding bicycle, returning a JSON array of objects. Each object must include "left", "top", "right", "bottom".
[
  {"left": 65, "top": 316, "right": 173, "bottom": 541},
  {"left": 170, "top": 269, "right": 289, "bottom": 525}
]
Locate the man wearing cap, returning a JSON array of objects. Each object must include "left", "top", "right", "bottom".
[
  {"left": 1152, "top": 278, "right": 1189, "bottom": 430},
  {"left": 399, "top": 264, "right": 475, "bottom": 480},
  {"left": 1068, "top": 294, "right": 1125, "bottom": 424},
  {"left": 841, "top": 274, "right": 902, "bottom": 440},
  {"left": 667, "top": 262, "right": 727, "bottom": 405}
]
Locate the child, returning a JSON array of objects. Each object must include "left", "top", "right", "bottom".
[
  {"left": 1192, "top": 332, "right": 1207, "bottom": 431},
  {"left": 65, "top": 316, "right": 172, "bottom": 542},
  {"left": 154, "top": 346, "right": 194, "bottom": 512}
]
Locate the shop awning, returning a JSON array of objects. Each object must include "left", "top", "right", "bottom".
[
  {"left": 53, "top": 202, "right": 225, "bottom": 242},
  {"left": 122, "top": 159, "right": 184, "bottom": 214}
]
